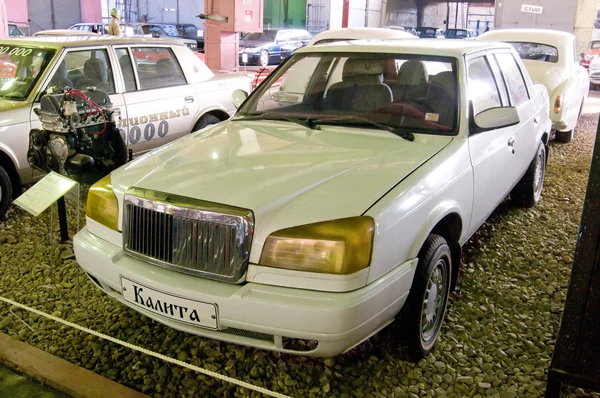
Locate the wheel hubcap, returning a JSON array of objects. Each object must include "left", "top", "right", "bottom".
[
  {"left": 533, "top": 149, "right": 545, "bottom": 199},
  {"left": 421, "top": 259, "right": 448, "bottom": 343},
  {"left": 260, "top": 52, "right": 268, "bottom": 66}
]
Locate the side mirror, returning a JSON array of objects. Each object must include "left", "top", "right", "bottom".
[
  {"left": 474, "top": 107, "right": 520, "bottom": 130},
  {"left": 232, "top": 89, "right": 248, "bottom": 109}
]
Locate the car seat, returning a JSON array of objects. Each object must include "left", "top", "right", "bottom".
[
  {"left": 325, "top": 58, "right": 393, "bottom": 112},
  {"left": 49, "top": 61, "right": 73, "bottom": 89},
  {"left": 425, "top": 71, "right": 457, "bottom": 128},
  {"left": 391, "top": 60, "right": 428, "bottom": 102},
  {"left": 81, "top": 58, "right": 110, "bottom": 92}
]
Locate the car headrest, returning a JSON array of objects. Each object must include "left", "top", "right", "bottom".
[
  {"left": 398, "top": 60, "right": 427, "bottom": 85},
  {"left": 428, "top": 71, "right": 455, "bottom": 96},
  {"left": 156, "top": 58, "right": 176, "bottom": 75},
  {"left": 343, "top": 58, "right": 386, "bottom": 82},
  {"left": 83, "top": 58, "right": 107, "bottom": 81}
]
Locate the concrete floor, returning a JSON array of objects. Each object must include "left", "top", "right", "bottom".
[{"left": 583, "top": 90, "right": 600, "bottom": 114}]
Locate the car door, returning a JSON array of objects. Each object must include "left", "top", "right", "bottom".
[
  {"left": 492, "top": 51, "right": 539, "bottom": 174},
  {"left": 466, "top": 53, "right": 523, "bottom": 232},
  {"left": 116, "top": 45, "right": 199, "bottom": 155}
]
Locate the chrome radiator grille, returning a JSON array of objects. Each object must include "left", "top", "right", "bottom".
[{"left": 123, "top": 188, "right": 253, "bottom": 283}]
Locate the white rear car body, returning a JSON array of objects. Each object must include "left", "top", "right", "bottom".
[
  {"left": 308, "top": 27, "right": 417, "bottom": 46},
  {"left": 479, "top": 29, "right": 589, "bottom": 134}
]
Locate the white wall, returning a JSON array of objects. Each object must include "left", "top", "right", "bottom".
[{"left": 330, "top": 0, "right": 344, "bottom": 30}]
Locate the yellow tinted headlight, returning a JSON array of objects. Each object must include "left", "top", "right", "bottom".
[
  {"left": 259, "top": 217, "right": 374, "bottom": 275},
  {"left": 86, "top": 174, "right": 119, "bottom": 231}
]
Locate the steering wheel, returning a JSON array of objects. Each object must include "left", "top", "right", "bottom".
[{"left": 404, "top": 97, "right": 436, "bottom": 114}]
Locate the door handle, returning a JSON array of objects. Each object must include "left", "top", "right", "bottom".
[
  {"left": 185, "top": 96, "right": 194, "bottom": 103},
  {"left": 534, "top": 116, "right": 539, "bottom": 124},
  {"left": 507, "top": 137, "right": 515, "bottom": 147}
]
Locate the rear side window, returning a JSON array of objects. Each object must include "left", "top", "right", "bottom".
[
  {"left": 467, "top": 56, "right": 502, "bottom": 115},
  {"left": 495, "top": 53, "right": 530, "bottom": 107},
  {"left": 130, "top": 47, "right": 186, "bottom": 90}
]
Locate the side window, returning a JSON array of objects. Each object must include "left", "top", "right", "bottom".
[
  {"left": 487, "top": 54, "right": 510, "bottom": 105},
  {"left": 115, "top": 48, "right": 137, "bottom": 92},
  {"left": 55, "top": 49, "right": 115, "bottom": 94},
  {"left": 467, "top": 56, "right": 502, "bottom": 115},
  {"left": 495, "top": 53, "right": 529, "bottom": 106},
  {"left": 130, "top": 47, "right": 187, "bottom": 90}
]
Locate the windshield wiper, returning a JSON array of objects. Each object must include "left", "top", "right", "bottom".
[
  {"left": 310, "top": 116, "right": 415, "bottom": 142},
  {"left": 233, "top": 113, "right": 319, "bottom": 130}
]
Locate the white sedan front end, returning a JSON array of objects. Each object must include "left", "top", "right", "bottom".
[{"left": 74, "top": 39, "right": 550, "bottom": 359}]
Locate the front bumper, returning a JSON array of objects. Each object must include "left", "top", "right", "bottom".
[{"left": 73, "top": 227, "right": 415, "bottom": 357}]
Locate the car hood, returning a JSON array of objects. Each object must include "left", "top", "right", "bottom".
[
  {"left": 239, "top": 40, "right": 271, "bottom": 49},
  {"left": 111, "top": 120, "right": 452, "bottom": 239},
  {"left": 521, "top": 60, "right": 568, "bottom": 95}
]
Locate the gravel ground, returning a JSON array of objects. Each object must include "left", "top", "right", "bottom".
[{"left": 0, "top": 114, "right": 599, "bottom": 398}]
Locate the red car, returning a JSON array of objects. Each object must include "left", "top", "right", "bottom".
[{"left": 581, "top": 40, "right": 600, "bottom": 69}]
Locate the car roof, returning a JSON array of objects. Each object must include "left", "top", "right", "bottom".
[
  {"left": 479, "top": 28, "right": 575, "bottom": 42},
  {"left": 0, "top": 35, "right": 185, "bottom": 48},
  {"left": 309, "top": 27, "right": 416, "bottom": 45},
  {"left": 296, "top": 38, "right": 511, "bottom": 56}
]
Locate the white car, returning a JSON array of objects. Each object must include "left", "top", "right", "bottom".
[
  {"left": 479, "top": 29, "right": 589, "bottom": 143},
  {"left": 588, "top": 55, "right": 600, "bottom": 85},
  {"left": 33, "top": 29, "right": 99, "bottom": 37},
  {"left": 0, "top": 36, "right": 250, "bottom": 219},
  {"left": 74, "top": 39, "right": 550, "bottom": 359},
  {"left": 308, "top": 27, "right": 417, "bottom": 46}
]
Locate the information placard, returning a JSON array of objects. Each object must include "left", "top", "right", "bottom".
[{"left": 14, "top": 172, "right": 78, "bottom": 217}]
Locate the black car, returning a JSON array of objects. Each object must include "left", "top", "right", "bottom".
[
  {"left": 175, "top": 23, "right": 204, "bottom": 52},
  {"left": 415, "top": 27, "right": 444, "bottom": 39},
  {"left": 239, "top": 29, "right": 312, "bottom": 67}
]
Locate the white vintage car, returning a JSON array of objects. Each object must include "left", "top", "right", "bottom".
[
  {"left": 0, "top": 36, "right": 250, "bottom": 219},
  {"left": 74, "top": 39, "right": 550, "bottom": 359},
  {"left": 308, "top": 27, "right": 417, "bottom": 46},
  {"left": 479, "top": 29, "right": 589, "bottom": 143}
]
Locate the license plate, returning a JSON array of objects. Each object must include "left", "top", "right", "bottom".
[{"left": 121, "top": 277, "right": 218, "bottom": 329}]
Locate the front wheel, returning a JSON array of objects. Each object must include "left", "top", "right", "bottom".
[
  {"left": 191, "top": 114, "right": 221, "bottom": 133},
  {"left": 0, "top": 165, "right": 13, "bottom": 221},
  {"left": 381, "top": 234, "right": 452, "bottom": 361},
  {"left": 259, "top": 50, "right": 270, "bottom": 67},
  {"left": 511, "top": 143, "right": 546, "bottom": 208}
]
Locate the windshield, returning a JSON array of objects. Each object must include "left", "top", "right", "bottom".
[
  {"left": 158, "top": 24, "right": 181, "bottom": 37},
  {"left": 590, "top": 42, "right": 600, "bottom": 50},
  {"left": 0, "top": 45, "right": 56, "bottom": 101},
  {"left": 237, "top": 52, "right": 458, "bottom": 135},
  {"left": 242, "top": 31, "right": 278, "bottom": 41},
  {"left": 509, "top": 42, "right": 558, "bottom": 63},
  {"left": 446, "top": 30, "right": 467, "bottom": 37}
]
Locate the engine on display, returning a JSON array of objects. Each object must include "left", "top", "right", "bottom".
[{"left": 27, "top": 87, "right": 127, "bottom": 180}]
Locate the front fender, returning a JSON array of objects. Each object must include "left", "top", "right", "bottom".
[{"left": 407, "top": 201, "right": 466, "bottom": 261}]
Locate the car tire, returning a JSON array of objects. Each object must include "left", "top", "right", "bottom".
[
  {"left": 381, "top": 234, "right": 452, "bottom": 361},
  {"left": 511, "top": 143, "right": 546, "bottom": 208},
  {"left": 555, "top": 100, "right": 583, "bottom": 143},
  {"left": 0, "top": 165, "right": 12, "bottom": 221},
  {"left": 259, "top": 50, "right": 270, "bottom": 67},
  {"left": 555, "top": 128, "right": 573, "bottom": 143},
  {"left": 192, "top": 114, "right": 221, "bottom": 133}
]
